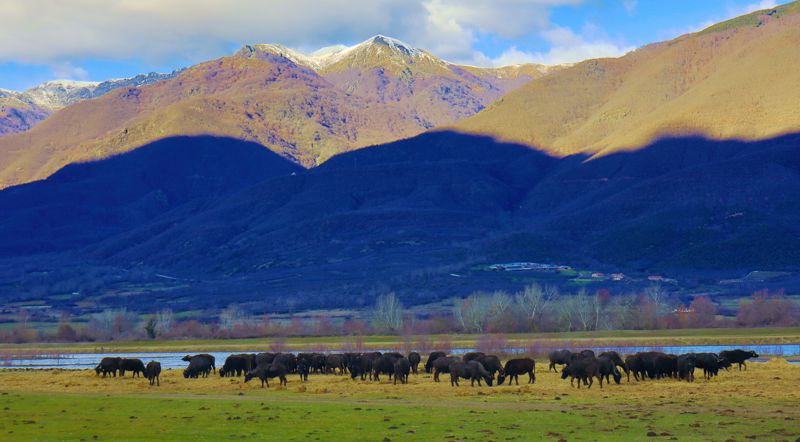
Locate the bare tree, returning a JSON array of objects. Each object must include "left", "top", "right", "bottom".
[
  {"left": 454, "top": 293, "right": 493, "bottom": 333},
  {"left": 219, "top": 305, "right": 251, "bottom": 330},
  {"left": 372, "top": 293, "right": 404, "bottom": 333},
  {"left": 572, "top": 289, "right": 594, "bottom": 331},
  {"left": 154, "top": 309, "right": 174, "bottom": 336},
  {"left": 515, "top": 284, "right": 555, "bottom": 331}
]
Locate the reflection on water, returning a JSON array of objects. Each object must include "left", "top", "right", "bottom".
[{"left": 1, "top": 343, "right": 798, "bottom": 370}]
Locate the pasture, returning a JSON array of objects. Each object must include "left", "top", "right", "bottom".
[{"left": 1, "top": 358, "right": 798, "bottom": 441}]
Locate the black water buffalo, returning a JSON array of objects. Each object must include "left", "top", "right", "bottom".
[
  {"left": 372, "top": 354, "right": 400, "bottom": 382},
  {"left": 325, "top": 354, "right": 345, "bottom": 375},
  {"left": 348, "top": 354, "right": 366, "bottom": 380},
  {"left": 677, "top": 354, "right": 696, "bottom": 382},
  {"left": 432, "top": 356, "right": 460, "bottom": 382},
  {"left": 393, "top": 357, "right": 411, "bottom": 385},
  {"left": 184, "top": 356, "right": 212, "bottom": 378},
  {"left": 599, "top": 351, "right": 629, "bottom": 379},
  {"left": 245, "top": 362, "right": 287, "bottom": 388},
  {"left": 297, "top": 359, "right": 310, "bottom": 382},
  {"left": 548, "top": 350, "right": 573, "bottom": 372},
  {"left": 145, "top": 361, "right": 161, "bottom": 386},
  {"left": 182, "top": 354, "right": 215, "bottom": 373},
  {"left": 693, "top": 353, "right": 721, "bottom": 379},
  {"left": 273, "top": 353, "right": 298, "bottom": 373},
  {"left": 476, "top": 355, "right": 504, "bottom": 379},
  {"left": 652, "top": 354, "right": 677, "bottom": 379},
  {"left": 625, "top": 354, "right": 646, "bottom": 381},
  {"left": 449, "top": 360, "right": 493, "bottom": 387},
  {"left": 220, "top": 354, "right": 256, "bottom": 377},
  {"left": 95, "top": 357, "right": 121, "bottom": 377},
  {"left": 119, "top": 358, "right": 146, "bottom": 378},
  {"left": 383, "top": 352, "right": 405, "bottom": 360},
  {"left": 408, "top": 352, "right": 421, "bottom": 375},
  {"left": 597, "top": 356, "right": 622, "bottom": 385},
  {"left": 256, "top": 352, "right": 277, "bottom": 367},
  {"left": 561, "top": 357, "right": 602, "bottom": 388},
  {"left": 462, "top": 352, "right": 486, "bottom": 362},
  {"left": 310, "top": 353, "right": 327, "bottom": 374},
  {"left": 497, "top": 358, "right": 535, "bottom": 385},
  {"left": 638, "top": 351, "right": 666, "bottom": 379},
  {"left": 425, "top": 351, "right": 447, "bottom": 373},
  {"left": 719, "top": 349, "right": 758, "bottom": 371}
]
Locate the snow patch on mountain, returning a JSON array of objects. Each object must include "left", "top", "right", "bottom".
[{"left": 248, "top": 35, "right": 443, "bottom": 70}]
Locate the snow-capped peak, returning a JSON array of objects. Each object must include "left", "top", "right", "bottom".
[{"left": 246, "top": 35, "right": 439, "bottom": 71}]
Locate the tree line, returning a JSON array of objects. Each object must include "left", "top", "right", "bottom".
[{"left": 0, "top": 287, "right": 797, "bottom": 343}]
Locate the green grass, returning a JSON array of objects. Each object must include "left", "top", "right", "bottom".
[{"left": 1, "top": 364, "right": 798, "bottom": 442}]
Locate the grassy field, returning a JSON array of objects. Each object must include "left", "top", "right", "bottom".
[
  {"left": 0, "top": 358, "right": 798, "bottom": 441},
  {"left": 1, "top": 327, "right": 798, "bottom": 355}
]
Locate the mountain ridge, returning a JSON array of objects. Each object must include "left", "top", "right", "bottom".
[{"left": 0, "top": 36, "right": 554, "bottom": 188}]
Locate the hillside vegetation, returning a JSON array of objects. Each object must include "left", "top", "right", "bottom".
[
  {"left": 455, "top": 3, "right": 800, "bottom": 156},
  {"left": 0, "top": 37, "right": 549, "bottom": 189}
]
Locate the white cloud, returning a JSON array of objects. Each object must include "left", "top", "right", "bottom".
[
  {"left": 622, "top": 0, "right": 637, "bottom": 15},
  {"left": 51, "top": 62, "right": 89, "bottom": 80},
  {"left": 488, "top": 25, "right": 634, "bottom": 66},
  {"left": 0, "top": 0, "right": 620, "bottom": 72}
]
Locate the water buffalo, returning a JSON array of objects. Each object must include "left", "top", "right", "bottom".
[
  {"left": 561, "top": 357, "right": 602, "bottom": 389},
  {"left": 693, "top": 353, "right": 721, "bottom": 379},
  {"left": 597, "top": 355, "right": 622, "bottom": 385},
  {"left": 432, "top": 356, "right": 460, "bottom": 382},
  {"left": 310, "top": 353, "right": 327, "bottom": 374},
  {"left": 297, "top": 359, "right": 310, "bottom": 382},
  {"left": 719, "top": 349, "right": 758, "bottom": 371},
  {"left": 449, "top": 361, "right": 493, "bottom": 387},
  {"left": 325, "top": 354, "right": 345, "bottom": 375},
  {"left": 476, "top": 355, "right": 504, "bottom": 379},
  {"left": 425, "top": 351, "right": 447, "bottom": 373},
  {"left": 145, "top": 361, "right": 161, "bottom": 386},
  {"left": 184, "top": 356, "right": 212, "bottom": 379},
  {"left": 273, "top": 353, "right": 298, "bottom": 373},
  {"left": 548, "top": 350, "right": 573, "bottom": 372},
  {"left": 677, "top": 354, "right": 696, "bottom": 382},
  {"left": 408, "top": 352, "right": 421, "bottom": 375},
  {"left": 393, "top": 357, "right": 411, "bottom": 385},
  {"left": 119, "top": 358, "right": 146, "bottom": 378},
  {"left": 256, "top": 352, "right": 277, "bottom": 367},
  {"left": 244, "top": 362, "right": 287, "bottom": 388},
  {"left": 372, "top": 354, "right": 400, "bottom": 382},
  {"left": 95, "top": 357, "right": 121, "bottom": 377},
  {"left": 220, "top": 354, "right": 256, "bottom": 377},
  {"left": 462, "top": 352, "right": 486, "bottom": 362},
  {"left": 497, "top": 358, "right": 535, "bottom": 385},
  {"left": 599, "top": 351, "right": 629, "bottom": 379},
  {"left": 182, "top": 354, "right": 215, "bottom": 373},
  {"left": 625, "top": 354, "right": 646, "bottom": 381}
]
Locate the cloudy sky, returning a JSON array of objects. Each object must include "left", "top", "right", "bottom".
[{"left": 0, "top": 0, "right": 779, "bottom": 90}]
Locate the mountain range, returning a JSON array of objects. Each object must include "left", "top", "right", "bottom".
[
  {"left": 1, "top": 3, "right": 799, "bottom": 312},
  {"left": 0, "top": 35, "right": 552, "bottom": 189},
  {"left": 0, "top": 72, "right": 180, "bottom": 136}
]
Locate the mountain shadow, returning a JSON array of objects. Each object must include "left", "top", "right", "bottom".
[
  {"left": 0, "top": 135, "right": 302, "bottom": 256},
  {"left": 1, "top": 130, "right": 799, "bottom": 311}
]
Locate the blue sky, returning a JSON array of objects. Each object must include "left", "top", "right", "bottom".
[{"left": 0, "top": 0, "right": 780, "bottom": 91}]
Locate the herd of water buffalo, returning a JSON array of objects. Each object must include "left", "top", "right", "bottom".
[{"left": 93, "top": 348, "right": 760, "bottom": 389}]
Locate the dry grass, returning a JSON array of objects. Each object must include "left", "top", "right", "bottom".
[{"left": 1, "top": 359, "right": 798, "bottom": 440}]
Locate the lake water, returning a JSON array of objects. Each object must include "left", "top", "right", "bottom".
[{"left": 1, "top": 343, "right": 798, "bottom": 370}]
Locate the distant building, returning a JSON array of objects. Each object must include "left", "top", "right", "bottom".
[
  {"left": 648, "top": 275, "right": 665, "bottom": 282},
  {"left": 489, "top": 262, "right": 572, "bottom": 272},
  {"left": 591, "top": 272, "right": 606, "bottom": 278},
  {"left": 611, "top": 273, "right": 625, "bottom": 281}
]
